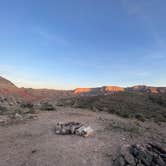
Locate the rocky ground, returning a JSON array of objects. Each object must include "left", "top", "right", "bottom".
[{"left": 0, "top": 107, "right": 165, "bottom": 166}]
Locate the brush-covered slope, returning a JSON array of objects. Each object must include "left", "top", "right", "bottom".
[{"left": 58, "top": 91, "right": 166, "bottom": 122}]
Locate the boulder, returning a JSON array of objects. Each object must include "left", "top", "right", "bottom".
[
  {"left": 75, "top": 126, "right": 94, "bottom": 137},
  {"left": 55, "top": 122, "right": 94, "bottom": 137},
  {"left": 113, "top": 143, "right": 166, "bottom": 166}
]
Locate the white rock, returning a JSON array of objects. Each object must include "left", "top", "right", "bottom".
[{"left": 76, "top": 126, "right": 94, "bottom": 137}]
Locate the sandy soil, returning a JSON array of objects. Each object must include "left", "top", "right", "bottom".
[{"left": 0, "top": 107, "right": 166, "bottom": 166}]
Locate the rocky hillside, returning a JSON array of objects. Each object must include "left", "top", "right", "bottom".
[
  {"left": 0, "top": 76, "right": 73, "bottom": 101},
  {"left": 0, "top": 76, "right": 17, "bottom": 89}
]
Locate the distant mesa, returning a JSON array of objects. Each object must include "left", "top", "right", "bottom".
[
  {"left": 74, "top": 88, "right": 92, "bottom": 94},
  {"left": 74, "top": 85, "right": 166, "bottom": 94},
  {"left": 0, "top": 76, "right": 166, "bottom": 100},
  {"left": 128, "top": 85, "right": 166, "bottom": 94},
  {"left": 102, "top": 86, "right": 124, "bottom": 92},
  {"left": 74, "top": 86, "right": 125, "bottom": 94}
]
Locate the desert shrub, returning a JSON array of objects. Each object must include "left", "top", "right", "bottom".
[
  {"left": 14, "top": 109, "right": 22, "bottom": 114},
  {"left": 121, "top": 112, "right": 131, "bottom": 118},
  {"left": 134, "top": 113, "right": 146, "bottom": 122},
  {"left": 57, "top": 99, "right": 75, "bottom": 107},
  {"left": 20, "top": 102, "right": 35, "bottom": 114},
  {"left": 148, "top": 94, "right": 166, "bottom": 107},
  {"left": 20, "top": 102, "right": 34, "bottom": 109},
  {"left": 154, "top": 114, "right": 166, "bottom": 123},
  {"left": 40, "top": 102, "right": 55, "bottom": 111},
  {"left": 110, "top": 121, "right": 141, "bottom": 135},
  {"left": 0, "top": 105, "right": 8, "bottom": 115}
]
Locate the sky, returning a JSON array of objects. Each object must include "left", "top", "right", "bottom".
[{"left": 0, "top": 0, "right": 166, "bottom": 89}]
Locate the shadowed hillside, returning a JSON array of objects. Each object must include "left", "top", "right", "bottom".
[{"left": 0, "top": 76, "right": 73, "bottom": 101}]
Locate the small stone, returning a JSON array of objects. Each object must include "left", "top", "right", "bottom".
[{"left": 31, "top": 149, "right": 37, "bottom": 154}]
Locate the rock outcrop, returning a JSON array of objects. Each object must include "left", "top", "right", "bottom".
[
  {"left": 113, "top": 143, "right": 166, "bottom": 166},
  {"left": 74, "top": 86, "right": 124, "bottom": 95},
  {"left": 102, "top": 86, "right": 124, "bottom": 92},
  {"left": 74, "top": 88, "right": 92, "bottom": 94}
]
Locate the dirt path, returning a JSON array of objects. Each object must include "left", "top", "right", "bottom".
[{"left": 0, "top": 107, "right": 165, "bottom": 166}]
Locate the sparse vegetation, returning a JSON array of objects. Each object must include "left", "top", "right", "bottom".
[
  {"left": 134, "top": 113, "right": 146, "bottom": 122},
  {"left": 58, "top": 92, "right": 166, "bottom": 122},
  {"left": 20, "top": 102, "right": 34, "bottom": 109},
  {"left": 0, "top": 105, "right": 8, "bottom": 115},
  {"left": 105, "top": 120, "right": 142, "bottom": 135},
  {"left": 40, "top": 102, "right": 56, "bottom": 111}
]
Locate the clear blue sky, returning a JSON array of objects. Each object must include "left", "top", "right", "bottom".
[{"left": 0, "top": 0, "right": 166, "bottom": 89}]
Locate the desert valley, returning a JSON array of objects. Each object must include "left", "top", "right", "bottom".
[{"left": 0, "top": 76, "right": 166, "bottom": 166}]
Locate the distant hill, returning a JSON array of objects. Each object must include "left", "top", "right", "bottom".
[
  {"left": 0, "top": 76, "right": 73, "bottom": 101},
  {"left": 127, "top": 85, "right": 166, "bottom": 94},
  {"left": 74, "top": 86, "right": 124, "bottom": 95},
  {"left": 0, "top": 76, "right": 17, "bottom": 89},
  {"left": 74, "top": 85, "right": 166, "bottom": 95},
  {"left": 0, "top": 76, "right": 166, "bottom": 101}
]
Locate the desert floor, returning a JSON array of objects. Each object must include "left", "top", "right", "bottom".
[{"left": 0, "top": 107, "right": 166, "bottom": 166}]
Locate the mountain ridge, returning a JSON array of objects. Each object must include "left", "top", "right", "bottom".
[
  {"left": 0, "top": 76, "right": 166, "bottom": 100},
  {"left": 74, "top": 85, "right": 166, "bottom": 94}
]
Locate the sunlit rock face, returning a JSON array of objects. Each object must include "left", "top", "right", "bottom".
[
  {"left": 74, "top": 86, "right": 124, "bottom": 94},
  {"left": 148, "top": 87, "right": 158, "bottom": 93},
  {"left": 1, "top": 75, "right": 166, "bottom": 103},
  {"left": 74, "top": 88, "right": 92, "bottom": 94},
  {"left": 103, "top": 86, "right": 125, "bottom": 92}
]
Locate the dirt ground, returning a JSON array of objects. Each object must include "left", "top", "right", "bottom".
[{"left": 0, "top": 107, "right": 166, "bottom": 166}]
